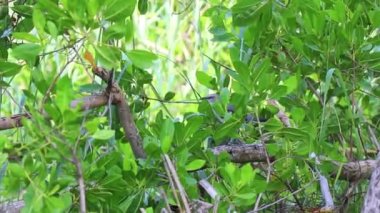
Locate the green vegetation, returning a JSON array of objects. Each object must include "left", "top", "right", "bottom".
[{"left": 0, "top": 0, "right": 379, "bottom": 212}]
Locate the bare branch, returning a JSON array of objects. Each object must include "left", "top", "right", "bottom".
[
  {"left": 0, "top": 94, "right": 112, "bottom": 130},
  {"left": 163, "top": 154, "right": 191, "bottom": 212},
  {"left": 0, "top": 113, "right": 31, "bottom": 130},
  {"left": 362, "top": 156, "right": 380, "bottom": 213},
  {"left": 40, "top": 55, "right": 77, "bottom": 108},
  {"left": 0, "top": 200, "right": 24, "bottom": 213},
  {"left": 72, "top": 154, "right": 86, "bottom": 213},
  {"left": 92, "top": 67, "right": 146, "bottom": 158},
  {"left": 114, "top": 90, "right": 146, "bottom": 158},
  {"left": 319, "top": 173, "right": 334, "bottom": 210},
  {"left": 211, "top": 144, "right": 272, "bottom": 163}
]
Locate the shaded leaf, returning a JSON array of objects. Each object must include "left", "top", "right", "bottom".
[
  {"left": 0, "top": 61, "right": 22, "bottom": 77},
  {"left": 164, "top": 91, "right": 175, "bottom": 101}
]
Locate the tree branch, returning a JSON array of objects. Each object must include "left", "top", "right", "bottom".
[
  {"left": 0, "top": 94, "right": 113, "bottom": 130},
  {"left": 93, "top": 67, "right": 146, "bottom": 158}
]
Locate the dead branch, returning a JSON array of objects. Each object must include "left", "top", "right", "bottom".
[
  {"left": 0, "top": 113, "right": 31, "bottom": 130},
  {"left": 211, "top": 144, "right": 272, "bottom": 163},
  {"left": 0, "top": 94, "right": 112, "bottom": 130},
  {"left": 332, "top": 160, "right": 377, "bottom": 182},
  {"left": 318, "top": 173, "right": 334, "bottom": 210},
  {"left": 0, "top": 200, "right": 24, "bottom": 213},
  {"left": 362, "top": 156, "right": 380, "bottom": 213},
  {"left": 163, "top": 154, "right": 191, "bottom": 212}
]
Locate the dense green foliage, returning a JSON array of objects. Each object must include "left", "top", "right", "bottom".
[{"left": 0, "top": 0, "right": 379, "bottom": 212}]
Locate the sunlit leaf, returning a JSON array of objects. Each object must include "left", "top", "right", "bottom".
[
  {"left": 196, "top": 71, "right": 217, "bottom": 90},
  {"left": 11, "top": 43, "right": 41, "bottom": 62},
  {"left": 126, "top": 49, "right": 158, "bottom": 69},
  {"left": 33, "top": 8, "right": 46, "bottom": 34},
  {"left": 103, "top": 0, "right": 137, "bottom": 21},
  {"left": 160, "top": 119, "right": 175, "bottom": 153},
  {"left": 185, "top": 159, "right": 206, "bottom": 171},
  {"left": 94, "top": 45, "right": 121, "bottom": 69},
  {"left": 93, "top": 130, "right": 115, "bottom": 140}
]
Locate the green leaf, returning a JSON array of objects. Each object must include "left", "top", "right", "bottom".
[
  {"left": 219, "top": 87, "right": 229, "bottom": 107},
  {"left": 185, "top": 159, "right": 206, "bottom": 171},
  {"left": 196, "top": 71, "right": 217, "bottom": 90},
  {"left": 46, "top": 21, "right": 58, "bottom": 38},
  {"left": 214, "top": 118, "right": 240, "bottom": 141},
  {"left": 283, "top": 75, "right": 298, "bottom": 94},
  {"left": 270, "top": 85, "right": 288, "bottom": 99},
  {"left": 103, "top": 21, "right": 129, "bottom": 41},
  {"left": 14, "top": 18, "right": 34, "bottom": 33},
  {"left": 86, "top": 0, "right": 101, "bottom": 18},
  {"left": 0, "top": 80, "right": 10, "bottom": 87},
  {"left": 164, "top": 91, "right": 175, "bottom": 101},
  {"left": 37, "top": 0, "right": 69, "bottom": 19},
  {"left": 160, "top": 119, "right": 175, "bottom": 153},
  {"left": 369, "top": 10, "right": 380, "bottom": 27},
  {"left": 103, "top": 0, "right": 137, "bottom": 21},
  {"left": 278, "top": 128, "right": 310, "bottom": 142},
  {"left": 92, "top": 129, "right": 115, "bottom": 140},
  {"left": 323, "top": 68, "right": 335, "bottom": 103},
  {"left": 252, "top": 58, "right": 271, "bottom": 86},
  {"left": 138, "top": 0, "right": 148, "bottom": 14},
  {"left": 45, "top": 196, "right": 65, "bottom": 212},
  {"left": 126, "top": 50, "right": 158, "bottom": 69},
  {"left": 240, "top": 164, "right": 255, "bottom": 185},
  {"left": 11, "top": 43, "right": 41, "bottom": 62},
  {"left": 33, "top": 8, "right": 46, "bottom": 34},
  {"left": 94, "top": 45, "right": 121, "bottom": 70},
  {"left": 232, "top": 0, "right": 272, "bottom": 27},
  {"left": 183, "top": 116, "right": 203, "bottom": 140},
  {"left": 8, "top": 163, "right": 25, "bottom": 178},
  {"left": 55, "top": 75, "right": 74, "bottom": 112},
  {"left": 263, "top": 118, "right": 283, "bottom": 132},
  {"left": 123, "top": 149, "right": 138, "bottom": 174},
  {"left": 291, "top": 107, "right": 305, "bottom": 124},
  {"left": 235, "top": 192, "right": 256, "bottom": 200},
  {"left": 12, "top": 5, "right": 33, "bottom": 17},
  {"left": 12, "top": 32, "right": 39, "bottom": 43},
  {"left": 0, "top": 61, "right": 22, "bottom": 77}
]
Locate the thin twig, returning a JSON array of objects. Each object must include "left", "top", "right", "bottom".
[
  {"left": 248, "top": 179, "right": 317, "bottom": 212},
  {"left": 143, "top": 96, "right": 200, "bottom": 104},
  {"left": 72, "top": 154, "right": 86, "bottom": 213},
  {"left": 40, "top": 55, "right": 77, "bottom": 109},
  {"left": 163, "top": 156, "right": 183, "bottom": 211},
  {"left": 39, "top": 37, "right": 86, "bottom": 57},
  {"left": 69, "top": 39, "right": 93, "bottom": 80},
  {"left": 163, "top": 154, "right": 191, "bottom": 212},
  {"left": 253, "top": 101, "right": 281, "bottom": 211},
  {"left": 149, "top": 83, "right": 174, "bottom": 118},
  {"left": 159, "top": 187, "right": 172, "bottom": 213}
]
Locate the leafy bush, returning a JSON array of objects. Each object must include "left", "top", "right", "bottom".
[{"left": 0, "top": 0, "right": 379, "bottom": 212}]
